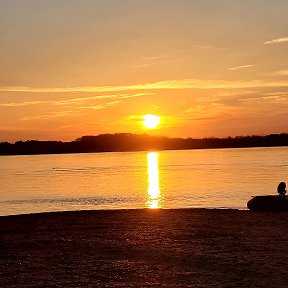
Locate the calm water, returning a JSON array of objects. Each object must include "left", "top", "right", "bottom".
[{"left": 0, "top": 147, "right": 287, "bottom": 216}]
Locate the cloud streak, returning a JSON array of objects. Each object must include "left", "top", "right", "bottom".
[
  {"left": 0, "top": 93, "right": 151, "bottom": 107},
  {"left": 228, "top": 64, "right": 255, "bottom": 71},
  {"left": 264, "top": 37, "right": 288, "bottom": 45},
  {"left": 79, "top": 101, "right": 121, "bottom": 110},
  {"left": 239, "top": 95, "right": 288, "bottom": 104},
  {"left": 1, "top": 79, "right": 288, "bottom": 95},
  {"left": 20, "top": 110, "right": 83, "bottom": 121},
  {"left": 263, "top": 69, "right": 288, "bottom": 76},
  {"left": 19, "top": 100, "right": 122, "bottom": 121}
]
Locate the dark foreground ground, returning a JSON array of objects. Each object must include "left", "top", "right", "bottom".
[{"left": 1, "top": 209, "right": 288, "bottom": 288}]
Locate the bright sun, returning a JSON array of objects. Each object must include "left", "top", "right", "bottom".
[{"left": 142, "top": 114, "right": 160, "bottom": 129}]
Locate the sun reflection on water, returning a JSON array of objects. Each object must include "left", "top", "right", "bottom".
[{"left": 146, "top": 152, "right": 161, "bottom": 208}]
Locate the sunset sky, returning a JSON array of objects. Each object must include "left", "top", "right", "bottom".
[{"left": 1, "top": 0, "right": 288, "bottom": 142}]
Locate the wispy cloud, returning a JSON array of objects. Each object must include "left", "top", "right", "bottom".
[
  {"left": 182, "top": 103, "right": 234, "bottom": 123},
  {"left": 228, "top": 64, "right": 255, "bottom": 71},
  {"left": 0, "top": 93, "right": 151, "bottom": 107},
  {"left": 264, "top": 37, "right": 288, "bottom": 45},
  {"left": 263, "top": 69, "right": 288, "bottom": 76},
  {"left": 79, "top": 101, "right": 120, "bottom": 110},
  {"left": 239, "top": 94, "right": 288, "bottom": 104},
  {"left": 0, "top": 100, "right": 52, "bottom": 107},
  {"left": 19, "top": 99, "right": 128, "bottom": 121},
  {"left": 1, "top": 79, "right": 288, "bottom": 94},
  {"left": 217, "top": 90, "right": 259, "bottom": 97},
  {"left": 264, "top": 91, "right": 288, "bottom": 96},
  {"left": 133, "top": 55, "right": 165, "bottom": 69},
  {"left": 190, "top": 44, "right": 228, "bottom": 51},
  {"left": 20, "top": 111, "right": 83, "bottom": 121}
]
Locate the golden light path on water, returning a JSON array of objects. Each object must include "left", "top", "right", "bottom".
[{"left": 146, "top": 152, "right": 161, "bottom": 208}]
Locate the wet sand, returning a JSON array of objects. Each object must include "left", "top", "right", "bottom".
[{"left": 1, "top": 209, "right": 288, "bottom": 287}]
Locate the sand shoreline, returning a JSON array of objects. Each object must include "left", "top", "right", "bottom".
[
  {"left": 1, "top": 208, "right": 288, "bottom": 287},
  {"left": 0, "top": 207, "right": 245, "bottom": 218}
]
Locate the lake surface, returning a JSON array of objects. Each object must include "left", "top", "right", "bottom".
[{"left": 0, "top": 147, "right": 287, "bottom": 216}]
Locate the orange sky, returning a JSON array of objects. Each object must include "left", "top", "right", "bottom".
[{"left": 0, "top": 1, "right": 288, "bottom": 142}]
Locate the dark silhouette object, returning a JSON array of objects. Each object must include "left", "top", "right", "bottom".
[
  {"left": 277, "top": 182, "right": 286, "bottom": 196},
  {"left": 247, "top": 182, "right": 288, "bottom": 211},
  {"left": 247, "top": 195, "right": 288, "bottom": 211}
]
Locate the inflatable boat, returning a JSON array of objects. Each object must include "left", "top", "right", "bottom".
[{"left": 247, "top": 195, "right": 288, "bottom": 211}]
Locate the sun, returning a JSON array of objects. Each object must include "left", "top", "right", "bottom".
[{"left": 142, "top": 114, "right": 160, "bottom": 129}]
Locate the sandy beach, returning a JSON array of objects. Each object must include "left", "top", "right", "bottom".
[{"left": 1, "top": 209, "right": 288, "bottom": 287}]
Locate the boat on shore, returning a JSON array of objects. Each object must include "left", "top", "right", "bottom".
[{"left": 247, "top": 195, "right": 288, "bottom": 211}]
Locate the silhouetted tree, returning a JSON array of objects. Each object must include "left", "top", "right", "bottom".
[{"left": 0, "top": 133, "right": 288, "bottom": 155}]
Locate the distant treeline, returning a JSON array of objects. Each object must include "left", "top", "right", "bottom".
[{"left": 1, "top": 133, "right": 288, "bottom": 155}]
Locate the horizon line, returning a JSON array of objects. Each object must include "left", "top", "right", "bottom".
[{"left": 1, "top": 131, "right": 288, "bottom": 144}]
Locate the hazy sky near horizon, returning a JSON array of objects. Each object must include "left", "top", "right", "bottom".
[{"left": 1, "top": 0, "right": 288, "bottom": 141}]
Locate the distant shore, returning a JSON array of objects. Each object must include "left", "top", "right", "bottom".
[
  {"left": 1, "top": 208, "right": 288, "bottom": 287},
  {"left": 1, "top": 133, "right": 288, "bottom": 155}
]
